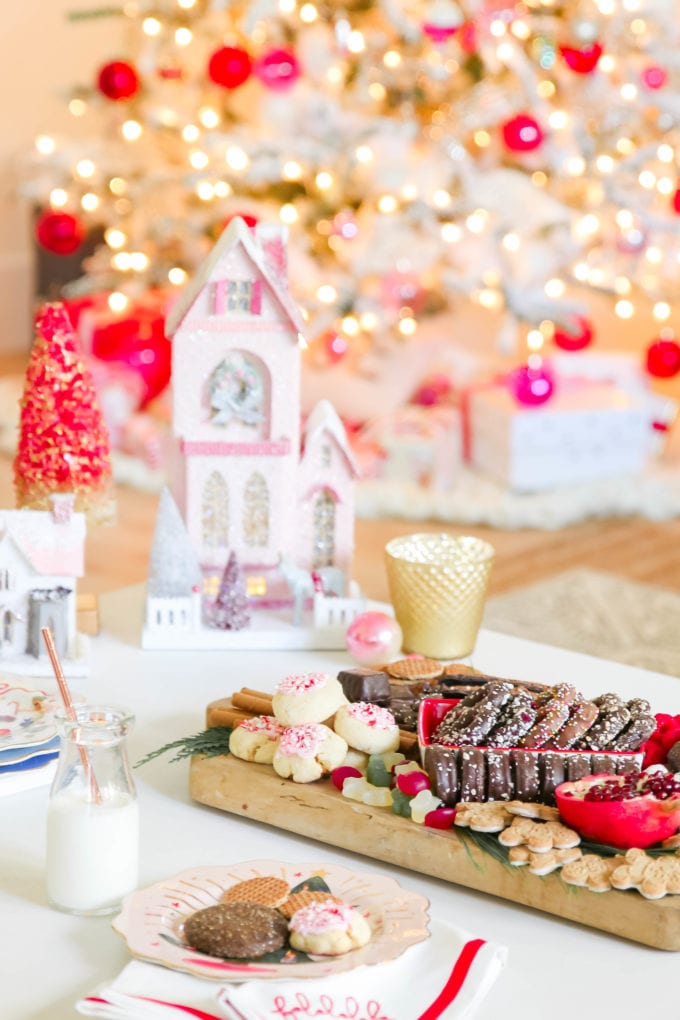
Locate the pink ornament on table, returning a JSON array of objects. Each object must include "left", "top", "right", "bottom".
[
  {"left": 510, "top": 362, "right": 554, "bottom": 406},
  {"left": 35, "top": 210, "right": 85, "bottom": 255},
  {"left": 646, "top": 338, "right": 680, "bottom": 379},
  {"left": 254, "top": 48, "right": 300, "bottom": 91},
  {"left": 641, "top": 65, "right": 667, "bottom": 90},
  {"left": 346, "top": 611, "right": 403, "bottom": 666},
  {"left": 553, "top": 315, "right": 594, "bottom": 351},
  {"left": 559, "top": 43, "right": 602, "bottom": 74},
  {"left": 501, "top": 114, "right": 544, "bottom": 153}
]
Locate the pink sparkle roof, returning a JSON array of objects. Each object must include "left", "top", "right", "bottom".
[{"left": 1, "top": 510, "right": 85, "bottom": 578}]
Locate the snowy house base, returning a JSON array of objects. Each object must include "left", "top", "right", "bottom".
[
  {"left": 0, "top": 634, "right": 90, "bottom": 677},
  {"left": 141, "top": 599, "right": 375, "bottom": 648}
]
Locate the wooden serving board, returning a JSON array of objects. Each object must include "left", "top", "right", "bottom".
[{"left": 190, "top": 752, "right": 680, "bottom": 952}]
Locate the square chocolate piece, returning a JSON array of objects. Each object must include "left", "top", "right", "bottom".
[{"left": 337, "top": 667, "right": 391, "bottom": 706}]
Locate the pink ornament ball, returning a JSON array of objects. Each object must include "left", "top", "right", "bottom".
[
  {"left": 646, "top": 338, "right": 680, "bottom": 379},
  {"left": 553, "top": 315, "right": 594, "bottom": 351},
  {"left": 254, "top": 48, "right": 300, "bottom": 91},
  {"left": 35, "top": 210, "right": 85, "bottom": 255},
  {"left": 346, "top": 611, "right": 402, "bottom": 666},
  {"left": 511, "top": 363, "right": 554, "bottom": 406},
  {"left": 672, "top": 187, "right": 680, "bottom": 215},
  {"left": 208, "top": 46, "right": 252, "bottom": 89},
  {"left": 97, "top": 60, "right": 140, "bottom": 101},
  {"left": 559, "top": 42, "right": 602, "bottom": 74},
  {"left": 641, "top": 65, "right": 667, "bottom": 90},
  {"left": 501, "top": 114, "right": 544, "bottom": 153}
]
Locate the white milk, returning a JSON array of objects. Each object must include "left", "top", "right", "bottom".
[{"left": 46, "top": 790, "right": 139, "bottom": 914}]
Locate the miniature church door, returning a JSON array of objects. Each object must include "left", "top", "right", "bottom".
[{"left": 312, "top": 489, "right": 336, "bottom": 568}]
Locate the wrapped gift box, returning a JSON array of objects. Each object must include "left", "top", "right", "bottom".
[
  {"left": 468, "top": 381, "right": 656, "bottom": 492},
  {"left": 352, "top": 406, "right": 462, "bottom": 491}
]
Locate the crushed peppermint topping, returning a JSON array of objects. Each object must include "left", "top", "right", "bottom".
[
  {"left": 289, "top": 899, "right": 356, "bottom": 936},
  {"left": 347, "top": 702, "right": 396, "bottom": 729},
  {"left": 278, "top": 723, "right": 327, "bottom": 758},
  {"left": 238, "top": 716, "right": 285, "bottom": 736},
  {"left": 276, "top": 672, "right": 330, "bottom": 695}
]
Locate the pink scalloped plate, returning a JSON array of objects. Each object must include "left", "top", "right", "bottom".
[{"left": 112, "top": 860, "right": 430, "bottom": 982}]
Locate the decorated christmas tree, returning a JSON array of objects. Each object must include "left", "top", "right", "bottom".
[
  {"left": 22, "top": 1, "right": 680, "bottom": 388},
  {"left": 14, "top": 303, "right": 115, "bottom": 524},
  {"left": 208, "top": 551, "right": 250, "bottom": 631}
]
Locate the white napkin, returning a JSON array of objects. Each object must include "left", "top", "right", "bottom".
[{"left": 77, "top": 919, "right": 507, "bottom": 1020}]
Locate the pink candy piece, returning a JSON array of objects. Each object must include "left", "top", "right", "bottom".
[
  {"left": 331, "top": 766, "right": 364, "bottom": 791},
  {"left": 289, "top": 899, "right": 356, "bottom": 935},
  {"left": 424, "top": 807, "right": 457, "bottom": 829},
  {"left": 276, "top": 672, "right": 329, "bottom": 695},
  {"left": 346, "top": 702, "right": 396, "bottom": 730},
  {"left": 278, "top": 723, "right": 327, "bottom": 758},
  {"left": 238, "top": 716, "right": 285, "bottom": 735},
  {"left": 396, "top": 771, "right": 431, "bottom": 796}
]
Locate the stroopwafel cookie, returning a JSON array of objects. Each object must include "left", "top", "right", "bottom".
[
  {"left": 221, "top": 875, "right": 290, "bottom": 908},
  {"left": 387, "top": 657, "right": 444, "bottom": 682},
  {"left": 278, "top": 889, "right": 344, "bottom": 919}
]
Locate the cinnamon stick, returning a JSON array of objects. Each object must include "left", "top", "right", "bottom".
[{"left": 232, "top": 691, "right": 274, "bottom": 715}]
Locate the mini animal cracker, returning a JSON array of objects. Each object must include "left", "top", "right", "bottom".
[
  {"left": 499, "top": 817, "right": 581, "bottom": 853},
  {"left": 505, "top": 801, "right": 561, "bottom": 823},
  {"left": 610, "top": 848, "right": 680, "bottom": 900},
  {"left": 508, "top": 845, "right": 583, "bottom": 876},
  {"left": 454, "top": 801, "right": 513, "bottom": 833},
  {"left": 560, "top": 853, "right": 622, "bottom": 893}
]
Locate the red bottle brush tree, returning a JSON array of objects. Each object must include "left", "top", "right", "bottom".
[{"left": 14, "top": 302, "right": 115, "bottom": 524}]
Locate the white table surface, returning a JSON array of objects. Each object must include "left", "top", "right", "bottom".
[{"left": 3, "top": 585, "right": 680, "bottom": 1020}]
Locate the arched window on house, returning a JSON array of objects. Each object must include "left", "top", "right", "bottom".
[
  {"left": 312, "top": 489, "right": 336, "bottom": 568},
  {"left": 243, "top": 472, "right": 269, "bottom": 547},
  {"left": 202, "top": 472, "right": 229, "bottom": 547}
]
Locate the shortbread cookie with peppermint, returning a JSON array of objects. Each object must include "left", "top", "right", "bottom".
[
  {"left": 288, "top": 899, "right": 371, "bottom": 956},
  {"left": 229, "top": 716, "right": 286, "bottom": 764},
  {"left": 273, "top": 723, "right": 348, "bottom": 783},
  {"left": 272, "top": 672, "right": 347, "bottom": 726},
  {"left": 334, "top": 701, "right": 400, "bottom": 755}
]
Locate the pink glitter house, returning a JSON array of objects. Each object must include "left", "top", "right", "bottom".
[{"left": 143, "top": 218, "right": 363, "bottom": 648}]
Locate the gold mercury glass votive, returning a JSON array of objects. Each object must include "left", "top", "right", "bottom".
[{"left": 384, "top": 533, "right": 495, "bottom": 660}]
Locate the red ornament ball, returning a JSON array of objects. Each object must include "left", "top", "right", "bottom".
[
  {"left": 641, "top": 65, "right": 667, "bottom": 90},
  {"left": 91, "top": 306, "right": 171, "bottom": 404},
  {"left": 254, "top": 48, "right": 300, "bottom": 91},
  {"left": 207, "top": 46, "right": 252, "bottom": 89},
  {"left": 646, "top": 338, "right": 680, "bottom": 379},
  {"left": 510, "top": 363, "right": 554, "bottom": 406},
  {"left": 671, "top": 187, "right": 680, "bottom": 215},
  {"left": 559, "top": 42, "right": 602, "bottom": 74},
  {"left": 553, "top": 315, "right": 594, "bottom": 351},
  {"left": 222, "top": 212, "right": 259, "bottom": 231},
  {"left": 97, "top": 60, "right": 140, "bottom": 101},
  {"left": 501, "top": 114, "right": 544, "bottom": 153},
  {"left": 35, "top": 210, "right": 85, "bottom": 255}
]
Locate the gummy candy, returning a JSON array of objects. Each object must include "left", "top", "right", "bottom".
[
  {"left": 366, "top": 754, "right": 392, "bottom": 788},
  {"left": 341, "top": 776, "right": 372, "bottom": 801},
  {"left": 396, "top": 770, "right": 431, "bottom": 796},
  {"left": 410, "top": 789, "right": 442, "bottom": 824},
  {"left": 424, "top": 807, "right": 457, "bottom": 829},
  {"left": 331, "top": 766, "right": 363, "bottom": 791},
  {"left": 362, "top": 786, "right": 393, "bottom": 807},
  {"left": 380, "top": 751, "right": 405, "bottom": 772},
  {"left": 391, "top": 787, "right": 414, "bottom": 817},
  {"left": 393, "top": 760, "right": 427, "bottom": 777}
]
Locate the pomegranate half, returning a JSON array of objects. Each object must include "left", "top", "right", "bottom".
[{"left": 555, "top": 772, "right": 680, "bottom": 850}]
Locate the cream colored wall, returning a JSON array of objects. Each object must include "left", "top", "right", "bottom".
[{"left": 0, "top": 1, "right": 123, "bottom": 352}]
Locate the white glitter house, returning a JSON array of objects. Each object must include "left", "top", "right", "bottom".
[{"left": 142, "top": 218, "right": 366, "bottom": 649}]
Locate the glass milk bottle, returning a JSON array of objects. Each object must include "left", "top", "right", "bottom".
[{"left": 47, "top": 704, "right": 139, "bottom": 915}]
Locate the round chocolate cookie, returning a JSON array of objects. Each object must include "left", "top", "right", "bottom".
[{"left": 183, "top": 902, "right": 288, "bottom": 959}]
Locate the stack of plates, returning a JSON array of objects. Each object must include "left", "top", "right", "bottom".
[{"left": 0, "top": 683, "right": 61, "bottom": 795}]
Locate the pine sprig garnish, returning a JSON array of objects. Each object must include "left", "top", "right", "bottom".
[{"left": 135, "top": 727, "right": 232, "bottom": 768}]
